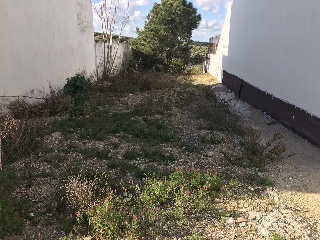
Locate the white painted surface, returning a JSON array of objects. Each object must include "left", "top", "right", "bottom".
[
  {"left": 207, "top": 5, "right": 232, "bottom": 82},
  {"left": 0, "top": 0, "right": 95, "bottom": 97},
  {"left": 95, "top": 42, "right": 131, "bottom": 77},
  {"left": 222, "top": 0, "right": 320, "bottom": 118}
]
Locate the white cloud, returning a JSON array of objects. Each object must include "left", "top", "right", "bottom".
[
  {"left": 124, "top": 10, "right": 147, "bottom": 35},
  {"left": 192, "top": 0, "right": 233, "bottom": 41},
  {"left": 195, "top": 0, "right": 232, "bottom": 14},
  {"left": 132, "top": 0, "right": 149, "bottom": 7},
  {"left": 192, "top": 19, "right": 222, "bottom": 42}
]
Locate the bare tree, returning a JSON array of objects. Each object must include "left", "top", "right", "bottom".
[{"left": 93, "top": 0, "right": 130, "bottom": 79}]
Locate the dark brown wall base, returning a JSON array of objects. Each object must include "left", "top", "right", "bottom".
[{"left": 222, "top": 70, "right": 320, "bottom": 147}]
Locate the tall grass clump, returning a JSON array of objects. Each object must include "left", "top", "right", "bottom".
[{"left": 1, "top": 114, "right": 44, "bottom": 164}]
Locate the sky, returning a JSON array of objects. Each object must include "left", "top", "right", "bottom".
[{"left": 91, "top": 0, "right": 232, "bottom": 42}]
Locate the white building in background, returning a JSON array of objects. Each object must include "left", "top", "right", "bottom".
[
  {"left": 0, "top": 0, "right": 96, "bottom": 97},
  {"left": 209, "top": 0, "right": 320, "bottom": 146},
  {"left": 209, "top": 35, "right": 220, "bottom": 45}
]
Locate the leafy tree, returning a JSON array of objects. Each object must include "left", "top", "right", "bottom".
[
  {"left": 190, "top": 45, "right": 208, "bottom": 65},
  {"left": 131, "top": 0, "right": 201, "bottom": 73}
]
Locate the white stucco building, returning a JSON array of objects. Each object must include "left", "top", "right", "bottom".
[
  {"left": 0, "top": 0, "right": 96, "bottom": 97},
  {"left": 209, "top": 0, "right": 320, "bottom": 146}
]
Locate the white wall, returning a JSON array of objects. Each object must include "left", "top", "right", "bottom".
[
  {"left": 94, "top": 42, "right": 131, "bottom": 78},
  {"left": 0, "top": 0, "right": 95, "bottom": 97},
  {"left": 223, "top": 0, "right": 320, "bottom": 118},
  {"left": 207, "top": 5, "right": 232, "bottom": 82}
]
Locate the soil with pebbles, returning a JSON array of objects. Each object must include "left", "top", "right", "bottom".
[
  {"left": 213, "top": 83, "right": 320, "bottom": 239},
  {"left": 4, "top": 75, "right": 320, "bottom": 239}
]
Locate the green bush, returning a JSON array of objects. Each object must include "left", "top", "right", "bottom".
[
  {"left": 189, "top": 45, "right": 207, "bottom": 65},
  {"left": 140, "top": 169, "right": 222, "bottom": 208},
  {"left": 76, "top": 169, "right": 222, "bottom": 239},
  {"left": 167, "top": 58, "right": 186, "bottom": 74},
  {"left": 64, "top": 74, "right": 91, "bottom": 117},
  {"left": 234, "top": 131, "right": 291, "bottom": 169}
]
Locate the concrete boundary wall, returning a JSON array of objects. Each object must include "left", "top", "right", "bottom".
[
  {"left": 94, "top": 42, "right": 131, "bottom": 78},
  {"left": 0, "top": 0, "right": 95, "bottom": 98},
  {"left": 208, "top": 0, "right": 320, "bottom": 146},
  {"left": 207, "top": 5, "right": 232, "bottom": 82},
  {"left": 223, "top": 0, "right": 320, "bottom": 118},
  {"left": 223, "top": 71, "right": 320, "bottom": 147}
]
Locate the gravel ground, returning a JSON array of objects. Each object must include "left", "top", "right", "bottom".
[
  {"left": 214, "top": 84, "right": 320, "bottom": 239},
  {"left": 3, "top": 75, "right": 320, "bottom": 240}
]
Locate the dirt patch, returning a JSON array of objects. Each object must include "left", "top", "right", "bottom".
[{"left": 191, "top": 73, "right": 219, "bottom": 85}]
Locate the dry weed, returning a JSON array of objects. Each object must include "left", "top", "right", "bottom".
[{"left": 65, "top": 175, "right": 96, "bottom": 212}]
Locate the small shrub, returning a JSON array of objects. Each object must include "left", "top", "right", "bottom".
[
  {"left": 78, "top": 189, "right": 135, "bottom": 240},
  {"left": 270, "top": 232, "right": 287, "bottom": 240},
  {"left": 64, "top": 74, "right": 91, "bottom": 117},
  {"left": 242, "top": 173, "right": 274, "bottom": 187},
  {"left": 234, "top": 130, "right": 293, "bottom": 169},
  {"left": 6, "top": 87, "right": 70, "bottom": 119},
  {"left": 43, "top": 85, "right": 71, "bottom": 116},
  {"left": 64, "top": 171, "right": 111, "bottom": 212},
  {"left": 65, "top": 175, "right": 96, "bottom": 212},
  {"left": 140, "top": 169, "right": 222, "bottom": 210},
  {"left": 7, "top": 99, "right": 33, "bottom": 119},
  {"left": 1, "top": 115, "right": 44, "bottom": 164}
]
